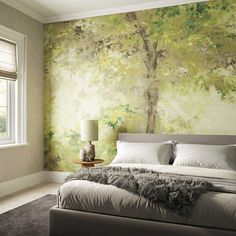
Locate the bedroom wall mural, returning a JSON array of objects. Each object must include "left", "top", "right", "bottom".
[{"left": 44, "top": 0, "right": 236, "bottom": 171}]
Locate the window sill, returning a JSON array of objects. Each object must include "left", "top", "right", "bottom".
[{"left": 0, "top": 143, "right": 29, "bottom": 150}]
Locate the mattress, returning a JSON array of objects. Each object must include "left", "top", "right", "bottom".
[{"left": 57, "top": 164, "right": 236, "bottom": 231}]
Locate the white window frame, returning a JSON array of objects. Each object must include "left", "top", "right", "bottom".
[{"left": 0, "top": 24, "right": 27, "bottom": 147}]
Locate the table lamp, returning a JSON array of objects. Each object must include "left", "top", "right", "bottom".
[{"left": 81, "top": 120, "right": 98, "bottom": 161}]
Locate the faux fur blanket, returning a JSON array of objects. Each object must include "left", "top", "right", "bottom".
[{"left": 66, "top": 166, "right": 212, "bottom": 216}]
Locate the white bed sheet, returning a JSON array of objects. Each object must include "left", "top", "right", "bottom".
[{"left": 57, "top": 164, "right": 236, "bottom": 231}]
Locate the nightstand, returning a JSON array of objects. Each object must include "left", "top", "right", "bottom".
[{"left": 73, "top": 159, "right": 104, "bottom": 168}]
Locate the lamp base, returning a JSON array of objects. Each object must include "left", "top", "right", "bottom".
[{"left": 84, "top": 141, "right": 95, "bottom": 161}]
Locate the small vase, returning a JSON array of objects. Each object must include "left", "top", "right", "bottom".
[{"left": 80, "top": 149, "right": 86, "bottom": 161}]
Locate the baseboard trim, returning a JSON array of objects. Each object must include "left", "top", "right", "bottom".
[
  {"left": 0, "top": 171, "right": 72, "bottom": 198},
  {"left": 0, "top": 171, "right": 45, "bottom": 198},
  {"left": 44, "top": 171, "right": 72, "bottom": 184}
]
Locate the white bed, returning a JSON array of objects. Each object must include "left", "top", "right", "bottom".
[{"left": 49, "top": 133, "right": 236, "bottom": 236}]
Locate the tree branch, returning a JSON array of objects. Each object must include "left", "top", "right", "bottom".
[{"left": 126, "top": 12, "right": 161, "bottom": 72}]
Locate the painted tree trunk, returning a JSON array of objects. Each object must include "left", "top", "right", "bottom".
[
  {"left": 126, "top": 12, "right": 164, "bottom": 133},
  {"left": 145, "top": 87, "right": 159, "bottom": 133}
]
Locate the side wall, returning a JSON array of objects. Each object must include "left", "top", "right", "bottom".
[{"left": 0, "top": 2, "right": 44, "bottom": 183}]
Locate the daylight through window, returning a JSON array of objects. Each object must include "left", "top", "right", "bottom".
[{"left": 0, "top": 25, "right": 26, "bottom": 146}]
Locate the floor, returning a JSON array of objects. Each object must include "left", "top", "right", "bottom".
[{"left": 0, "top": 182, "right": 61, "bottom": 214}]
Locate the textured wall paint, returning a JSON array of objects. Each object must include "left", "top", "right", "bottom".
[
  {"left": 0, "top": 2, "right": 44, "bottom": 183},
  {"left": 44, "top": 0, "right": 236, "bottom": 171}
]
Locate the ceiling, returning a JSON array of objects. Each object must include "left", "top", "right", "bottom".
[{"left": 0, "top": 0, "right": 207, "bottom": 23}]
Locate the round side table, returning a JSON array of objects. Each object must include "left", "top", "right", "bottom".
[{"left": 73, "top": 159, "right": 104, "bottom": 168}]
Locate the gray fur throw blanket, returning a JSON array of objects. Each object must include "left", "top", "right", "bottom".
[{"left": 66, "top": 166, "right": 212, "bottom": 216}]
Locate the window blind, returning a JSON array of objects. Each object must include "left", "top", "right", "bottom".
[{"left": 0, "top": 38, "right": 17, "bottom": 81}]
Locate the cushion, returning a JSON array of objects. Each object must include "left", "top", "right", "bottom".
[
  {"left": 173, "top": 144, "right": 236, "bottom": 170},
  {"left": 111, "top": 141, "right": 172, "bottom": 165}
]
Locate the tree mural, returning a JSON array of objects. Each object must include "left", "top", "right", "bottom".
[
  {"left": 66, "top": 1, "right": 236, "bottom": 133},
  {"left": 126, "top": 3, "right": 235, "bottom": 132},
  {"left": 44, "top": 0, "right": 236, "bottom": 171}
]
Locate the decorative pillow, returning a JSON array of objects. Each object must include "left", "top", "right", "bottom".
[
  {"left": 111, "top": 141, "right": 173, "bottom": 165},
  {"left": 173, "top": 144, "right": 236, "bottom": 170}
]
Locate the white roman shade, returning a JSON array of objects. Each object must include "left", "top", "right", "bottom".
[{"left": 0, "top": 38, "right": 17, "bottom": 81}]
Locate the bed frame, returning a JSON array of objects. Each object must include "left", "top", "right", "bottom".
[{"left": 49, "top": 133, "right": 236, "bottom": 236}]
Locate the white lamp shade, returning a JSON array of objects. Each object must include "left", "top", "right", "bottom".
[{"left": 81, "top": 120, "right": 98, "bottom": 141}]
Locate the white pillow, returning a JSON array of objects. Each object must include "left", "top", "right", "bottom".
[
  {"left": 111, "top": 141, "right": 172, "bottom": 165},
  {"left": 173, "top": 144, "right": 236, "bottom": 170}
]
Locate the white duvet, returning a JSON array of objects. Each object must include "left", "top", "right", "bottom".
[{"left": 57, "top": 164, "right": 236, "bottom": 231}]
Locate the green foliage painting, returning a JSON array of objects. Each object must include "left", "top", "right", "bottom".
[{"left": 44, "top": 0, "right": 236, "bottom": 171}]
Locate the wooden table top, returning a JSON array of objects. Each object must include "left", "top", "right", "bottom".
[{"left": 73, "top": 159, "right": 104, "bottom": 165}]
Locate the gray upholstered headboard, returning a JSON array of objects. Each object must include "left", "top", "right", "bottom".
[{"left": 118, "top": 133, "right": 236, "bottom": 145}]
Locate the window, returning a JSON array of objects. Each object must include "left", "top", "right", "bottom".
[
  {"left": 0, "top": 80, "right": 9, "bottom": 139},
  {"left": 0, "top": 25, "right": 26, "bottom": 146}
]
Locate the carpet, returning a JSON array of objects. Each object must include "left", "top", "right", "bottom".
[{"left": 0, "top": 194, "right": 56, "bottom": 236}]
